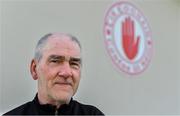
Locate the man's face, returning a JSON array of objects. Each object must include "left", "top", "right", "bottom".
[{"left": 34, "top": 36, "right": 81, "bottom": 104}]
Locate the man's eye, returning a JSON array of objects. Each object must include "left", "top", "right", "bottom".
[
  {"left": 50, "top": 59, "right": 60, "bottom": 63},
  {"left": 70, "top": 62, "right": 80, "bottom": 69}
]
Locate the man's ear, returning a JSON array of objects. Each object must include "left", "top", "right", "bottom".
[{"left": 30, "top": 59, "right": 38, "bottom": 80}]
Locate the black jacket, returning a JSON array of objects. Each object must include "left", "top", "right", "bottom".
[{"left": 4, "top": 95, "right": 104, "bottom": 115}]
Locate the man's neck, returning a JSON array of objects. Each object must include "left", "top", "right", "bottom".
[{"left": 37, "top": 93, "right": 62, "bottom": 109}]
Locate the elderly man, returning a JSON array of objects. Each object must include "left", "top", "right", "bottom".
[{"left": 4, "top": 33, "right": 104, "bottom": 115}]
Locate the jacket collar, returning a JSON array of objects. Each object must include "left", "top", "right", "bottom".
[{"left": 33, "top": 94, "right": 73, "bottom": 114}]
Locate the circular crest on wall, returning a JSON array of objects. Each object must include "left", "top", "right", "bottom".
[{"left": 103, "top": 1, "right": 153, "bottom": 75}]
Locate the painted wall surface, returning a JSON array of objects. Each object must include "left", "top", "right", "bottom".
[{"left": 1, "top": 0, "right": 180, "bottom": 115}]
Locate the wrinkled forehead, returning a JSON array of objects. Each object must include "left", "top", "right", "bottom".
[
  {"left": 49, "top": 33, "right": 81, "bottom": 48},
  {"left": 43, "top": 35, "right": 81, "bottom": 57}
]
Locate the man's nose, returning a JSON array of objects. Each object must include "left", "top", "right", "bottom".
[{"left": 58, "top": 62, "right": 72, "bottom": 78}]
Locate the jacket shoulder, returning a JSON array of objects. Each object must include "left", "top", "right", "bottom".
[
  {"left": 3, "top": 102, "right": 32, "bottom": 115},
  {"left": 72, "top": 100, "right": 104, "bottom": 115}
]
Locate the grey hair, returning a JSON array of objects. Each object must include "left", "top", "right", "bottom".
[{"left": 34, "top": 33, "right": 81, "bottom": 62}]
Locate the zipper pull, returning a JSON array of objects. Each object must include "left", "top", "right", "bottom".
[{"left": 55, "top": 109, "right": 58, "bottom": 115}]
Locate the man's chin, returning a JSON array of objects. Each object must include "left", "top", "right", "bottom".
[{"left": 52, "top": 91, "right": 72, "bottom": 104}]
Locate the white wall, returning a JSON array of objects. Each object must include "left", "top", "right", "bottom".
[{"left": 1, "top": 0, "right": 180, "bottom": 115}]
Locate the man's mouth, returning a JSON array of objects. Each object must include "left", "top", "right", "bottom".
[{"left": 54, "top": 82, "right": 72, "bottom": 86}]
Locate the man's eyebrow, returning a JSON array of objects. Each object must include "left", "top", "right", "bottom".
[
  {"left": 70, "top": 57, "right": 82, "bottom": 64},
  {"left": 48, "top": 55, "right": 81, "bottom": 62},
  {"left": 70, "top": 57, "right": 81, "bottom": 61},
  {"left": 48, "top": 55, "right": 65, "bottom": 60}
]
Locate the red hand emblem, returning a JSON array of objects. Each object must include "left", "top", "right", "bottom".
[{"left": 122, "top": 17, "right": 140, "bottom": 60}]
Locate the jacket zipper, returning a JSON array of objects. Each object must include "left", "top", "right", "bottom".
[{"left": 55, "top": 109, "right": 58, "bottom": 115}]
